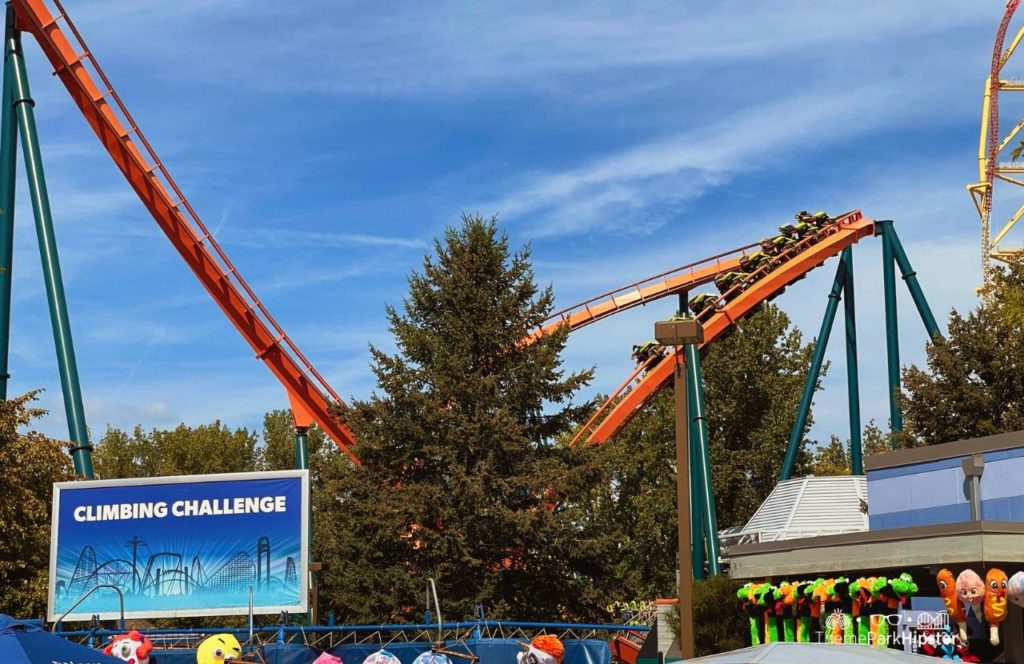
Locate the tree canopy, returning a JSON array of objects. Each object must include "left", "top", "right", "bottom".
[
  {"left": 809, "top": 422, "right": 891, "bottom": 476},
  {"left": 314, "top": 215, "right": 606, "bottom": 623},
  {"left": 587, "top": 303, "right": 820, "bottom": 599},
  {"left": 902, "top": 257, "right": 1024, "bottom": 444},
  {"left": 0, "top": 392, "right": 74, "bottom": 617},
  {"left": 93, "top": 421, "right": 259, "bottom": 478},
  {"left": 702, "top": 304, "right": 819, "bottom": 526}
]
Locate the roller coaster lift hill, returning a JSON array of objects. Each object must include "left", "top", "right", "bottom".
[{"left": 0, "top": 1, "right": 943, "bottom": 582}]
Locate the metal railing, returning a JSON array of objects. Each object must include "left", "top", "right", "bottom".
[{"left": 52, "top": 584, "right": 125, "bottom": 631}]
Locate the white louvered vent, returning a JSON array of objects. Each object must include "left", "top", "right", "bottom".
[{"left": 729, "top": 476, "right": 868, "bottom": 544}]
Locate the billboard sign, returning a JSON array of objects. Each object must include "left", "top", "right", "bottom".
[{"left": 48, "top": 470, "right": 309, "bottom": 621}]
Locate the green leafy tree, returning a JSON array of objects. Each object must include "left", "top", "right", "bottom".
[
  {"left": 810, "top": 436, "right": 849, "bottom": 476},
  {"left": 810, "top": 422, "right": 893, "bottom": 476},
  {"left": 0, "top": 392, "right": 74, "bottom": 617},
  {"left": 665, "top": 576, "right": 747, "bottom": 656},
  {"left": 315, "top": 214, "right": 604, "bottom": 623},
  {"left": 93, "top": 421, "right": 259, "bottom": 478},
  {"left": 588, "top": 304, "right": 819, "bottom": 602},
  {"left": 259, "top": 409, "right": 332, "bottom": 476},
  {"left": 587, "top": 389, "right": 677, "bottom": 601},
  {"left": 903, "top": 257, "right": 1024, "bottom": 443},
  {"left": 703, "top": 304, "right": 820, "bottom": 527}
]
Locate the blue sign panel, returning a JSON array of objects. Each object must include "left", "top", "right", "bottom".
[{"left": 48, "top": 470, "right": 309, "bottom": 621}]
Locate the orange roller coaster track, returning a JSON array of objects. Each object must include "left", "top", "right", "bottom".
[
  {"left": 524, "top": 241, "right": 760, "bottom": 343},
  {"left": 10, "top": 0, "right": 358, "bottom": 462},
  {"left": 525, "top": 211, "right": 875, "bottom": 447}
]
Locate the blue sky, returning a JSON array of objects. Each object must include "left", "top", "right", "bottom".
[{"left": 6, "top": 1, "right": 1009, "bottom": 452}]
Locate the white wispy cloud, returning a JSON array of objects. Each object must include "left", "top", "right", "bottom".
[
  {"left": 226, "top": 228, "right": 426, "bottom": 251},
  {"left": 67, "top": 1, "right": 990, "bottom": 97},
  {"left": 489, "top": 86, "right": 903, "bottom": 237}
]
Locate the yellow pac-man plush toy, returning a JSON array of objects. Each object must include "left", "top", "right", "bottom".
[{"left": 196, "top": 633, "right": 242, "bottom": 664}]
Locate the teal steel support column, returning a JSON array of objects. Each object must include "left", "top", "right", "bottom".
[
  {"left": 688, "top": 378, "right": 706, "bottom": 580},
  {"left": 295, "top": 425, "right": 314, "bottom": 623},
  {"left": 684, "top": 342, "right": 721, "bottom": 575},
  {"left": 878, "top": 220, "right": 903, "bottom": 444},
  {"left": 8, "top": 27, "right": 93, "bottom": 477},
  {"left": 842, "top": 249, "right": 863, "bottom": 475},
  {"left": 884, "top": 224, "right": 942, "bottom": 340},
  {"left": 294, "top": 427, "right": 309, "bottom": 470},
  {"left": 679, "top": 294, "right": 706, "bottom": 580},
  {"left": 0, "top": 7, "right": 17, "bottom": 401},
  {"left": 780, "top": 257, "right": 847, "bottom": 481}
]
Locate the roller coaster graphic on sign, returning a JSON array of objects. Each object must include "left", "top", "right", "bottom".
[
  {"left": 48, "top": 470, "right": 309, "bottom": 622},
  {"left": 56, "top": 536, "right": 297, "bottom": 603}
]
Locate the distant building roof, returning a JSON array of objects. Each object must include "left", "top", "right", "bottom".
[{"left": 721, "top": 475, "right": 868, "bottom": 550}]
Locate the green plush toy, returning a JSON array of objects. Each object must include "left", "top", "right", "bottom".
[
  {"left": 772, "top": 582, "right": 799, "bottom": 642},
  {"left": 791, "top": 580, "right": 813, "bottom": 643},
  {"left": 889, "top": 573, "right": 918, "bottom": 604},
  {"left": 806, "top": 578, "right": 827, "bottom": 642},
  {"left": 849, "top": 577, "right": 876, "bottom": 645},
  {"left": 870, "top": 577, "right": 890, "bottom": 647},
  {"left": 737, "top": 583, "right": 763, "bottom": 646},
  {"left": 754, "top": 584, "right": 777, "bottom": 643}
]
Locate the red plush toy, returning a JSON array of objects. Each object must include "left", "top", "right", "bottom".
[{"left": 104, "top": 630, "right": 154, "bottom": 664}]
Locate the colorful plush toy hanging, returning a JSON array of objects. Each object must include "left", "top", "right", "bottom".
[
  {"left": 773, "top": 581, "right": 798, "bottom": 642},
  {"left": 412, "top": 653, "right": 450, "bottom": 664},
  {"left": 850, "top": 577, "right": 875, "bottom": 645},
  {"left": 756, "top": 584, "right": 778, "bottom": 644},
  {"left": 805, "top": 578, "right": 825, "bottom": 640},
  {"left": 984, "top": 568, "right": 1008, "bottom": 646},
  {"left": 1009, "top": 571, "right": 1024, "bottom": 608},
  {"left": 313, "top": 654, "right": 343, "bottom": 664},
  {"left": 791, "top": 579, "right": 813, "bottom": 643},
  {"left": 868, "top": 577, "right": 891, "bottom": 648},
  {"left": 196, "top": 633, "right": 242, "bottom": 664},
  {"left": 832, "top": 578, "right": 854, "bottom": 644},
  {"left": 938, "top": 568, "right": 967, "bottom": 630},
  {"left": 362, "top": 650, "right": 402, "bottom": 664},
  {"left": 737, "top": 583, "right": 765, "bottom": 646},
  {"left": 956, "top": 569, "right": 986, "bottom": 644},
  {"left": 104, "top": 630, "right": 154, "bottom": 664},
  {"left": 811, "top": 579, "right": 833, "bottom": 643},
  {"left": 517, "top": 636, "right": 565, "bottom": 664}
]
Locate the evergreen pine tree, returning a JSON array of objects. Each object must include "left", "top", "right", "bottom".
[{"left": 315, "top": 215, "right": 604, "bottom": 622}]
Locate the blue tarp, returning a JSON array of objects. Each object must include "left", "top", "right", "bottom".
[
  {"left": 0, "top": 613, "right": 123, "bottom": 664},
  {"left": 150, "top": 638, "right": 611, "bottom": 664}
]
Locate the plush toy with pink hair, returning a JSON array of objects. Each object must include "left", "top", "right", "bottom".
[{"left": 956, "top": 569, "right": 986, "bottom": 644}]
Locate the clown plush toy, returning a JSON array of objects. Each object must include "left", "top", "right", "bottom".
[
  {"left": 104, "top": 630, "right": 154, "bottom": 664},
  {"left": 518, "top": 635, "right": 565, "bottom": 664}
]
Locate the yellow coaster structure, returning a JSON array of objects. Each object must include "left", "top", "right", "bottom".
[{"left": 968, "top": 0, "right": 1024, "bottom": 287}]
